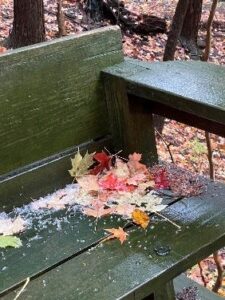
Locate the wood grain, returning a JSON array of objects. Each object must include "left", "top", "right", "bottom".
[{"left": 0, "top": 26, "right": 123, "bottom": 175}]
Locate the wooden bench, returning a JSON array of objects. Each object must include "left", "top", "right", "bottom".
[{"left": 1, "top": 26, "right": 225, "bottom": 300}]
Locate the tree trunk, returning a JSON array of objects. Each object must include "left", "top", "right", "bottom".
[
  {"left": 163, "top": 0, "right": 190, "bottom": 61},
  {"left": 181, "top": 0, "right": 203, "bottom": 42},
  {"left": 180, "top": 0, "right": 203, "bottom": 59},
  {"left": 9, "top": 0, "right": 45, "bottom": 48}
]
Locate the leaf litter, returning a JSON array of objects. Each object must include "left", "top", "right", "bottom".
[{"left": 0, "top": 150, "right": 206, "bottom": 248}]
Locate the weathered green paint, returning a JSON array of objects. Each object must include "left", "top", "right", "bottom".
[
  {"left": 0, "top": 137, "right": 112, "bottom": 211},
  {"left": 174, "top": 274, "right": 223, "bottom": 300},
  {"left": 103, "top": 71, "right": 157, "bottom": 166},
  {"left": 0, "top": 26, "right": 123, "bottom": 175},
  {"left": 3, "top": 181, "right": 225, "bottom": 300},
  {"left": 104, "top": 58, "right": 225, "bottom": 127},
  {"left": 0, "top": 210, "right": 127, "bottom": 295},
  {"left": 154, "top": 281, "right": 175, "bottom": 300}
]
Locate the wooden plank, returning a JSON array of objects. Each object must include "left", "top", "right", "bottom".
[
  {"left": 0, "top": 26, "right": 123, "bottom": 175},
  {"left": 0, "top": 136, "right": 112, "bottom": 211},
  {"left": 174, "top": 274, "right": 223, "bottom": 300},
  {"left": 128, "top": 95, "right": 225, "bottom": 139},
  {"left": 4, "top": 181, "right": 225, "bottom": 300},
  {"left": 103, "top": 59, "right": 225, "bottom": 128},
  {"left": 103, "top": 71, "right": 157, "bottom": 166},
  {"left": 0, "top": 209, "right": 127, "bottom": 295}
]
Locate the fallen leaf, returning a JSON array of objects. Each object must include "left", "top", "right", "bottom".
[
  {"left": 132, "top": 209, "right": 150, "bottom": 229},
  {"left": 90, "top": 151, "right": 111, "bottom": 175},
  {"left": 0, "top": 216, "right": 27, "bottom": 236},
  {"left": 0, "top": 236, "right": 22, "bottom": 248},
  {"left": 154, "top": 168, "right": 170, "bottom": 189},
  {"left": 113, "top": 204, "right": 135, "bottom": 217},
  {"left": 83, "top": 207, "right": 113, "bottom": 218},
  {"left": 104, "top": 227, "right": 128, "bottom": 244},
  {"left": 112, "top": 159, "right": 130, "bottom": 179},
  {"left": 127, "top": 152, "right": 148, "bottom": 175},
  {"left": 83, "top": 199, "right": 114, "bottom": 218},
  {"left": 69, "top": 149, "right": 95, "bottom": 178},
  {"left": 76, "top": 175, "right": 100, "bottom": 192},
  {"left": 99, "top": 173, "right": 135, "bottom": 192}
]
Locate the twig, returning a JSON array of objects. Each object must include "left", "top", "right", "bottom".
[
  {"left": 205, "top": 131, "right": 215, "bottom": 180},
  {"left": 13, "top": 277, "right": 30, "bottom": 300},
  {"left": 212, "top": 251, "right": 223, "bottom": 293},
  {"left": 153, "top": 211, "right": 181, "bottom": 230},
  {"left": 198, "top": 261, "right": 207, "bottom": 287},
  {"left": 202, "top": 0, "right": 218, "bottom": 61},
  {"left": 155, "top": 128, "right": 175, "bottom": 164}
]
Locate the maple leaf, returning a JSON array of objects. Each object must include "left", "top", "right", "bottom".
[
  {"left": 154, "top": 168, "right": 170, "bottom": 189},
  {"left": 132, "top": 209, "right": 150, "bottom": 229},
  {"left": 0, "top": 216, "right": 27, "bottom": 236},
  {"left": 76, "top": 175, "right": 100, "bottom": 192},
  {"left": 113, "top": 204, "right": 135, "bottom": 218},
  {"left": 69, "top": 149, "right": 95, "bottom": 178},
  {"left": 90, "top": 151, "right": 111, "bottom": 175},
  {"left": 127, "top": 152, "right": 148, "bottom": 175},
  {"left": 0, "top": 236, "right": 22, "bottom": 249},
  {"left": 104, "top": 227, "right": 128, "bottom": 244},
  {"left": 83, "top": 199, "right": 114, "bottom": 218},
  {"left": 99, "top": 173, "right": 135, "bottom": 192},
  {"left": 112, "top": 159, "right": 130, "bottom": 179}
]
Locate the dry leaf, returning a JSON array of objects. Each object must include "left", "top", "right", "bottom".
[
  {"left": 76, "top": 175, "right": 100, "bottom": 192},
  {"left": 127, "top": 152, "right": 148, "bottom": 175},
  {"left": 112, "top": 159, "right": 130, "bottom": 179},
  {"left": 132, "top": 209, "right": 150, "bottom": 229},
  {"left": 113, "top": 204, "right": 135, "bottom": 218},
  {"left": 104, "top": 227, "right": 128, "bottom": 244},
  {"left": 69, "top": 149, "right": 95, "bottom": 178},
  {"left": 0, "top": 216, "right": 27, "bottom": 236},
  {"left": 83, "top": 199, "right": 114, "bottom": 218}
]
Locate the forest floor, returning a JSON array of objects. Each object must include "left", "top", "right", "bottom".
[{"left": 1, "top": 0, "right": 225, "bottom": 298}]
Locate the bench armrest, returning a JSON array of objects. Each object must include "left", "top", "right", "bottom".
[{"left": 103, "top": 58, "right": 225, "bottom": 164}]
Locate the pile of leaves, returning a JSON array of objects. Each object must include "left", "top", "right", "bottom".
[
  {"left": 66, "top": 149, "right": 205, "bottom": 244},
  {"left": 0, "top": 149, "right": 206, "bottom": 248}
]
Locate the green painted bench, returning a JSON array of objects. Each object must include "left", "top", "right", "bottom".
[{"left": 1, "top": 26, "right": 225, "bottom": 300}]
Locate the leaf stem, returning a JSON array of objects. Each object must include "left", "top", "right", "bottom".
[
  {"left": 153, "top": 211, "right": 181, "bottom": 230},
  {"left": 13, "top": 277, "right": 30, "bottom": 300}
]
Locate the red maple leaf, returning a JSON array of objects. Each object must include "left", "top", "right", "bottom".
[
  {"left": 99, "top": 173, "right": 135, "bottom": 192},
  {"left": 90, "top": 151, "right": 111, "bottom": 175},
  {"left": 154, "top": 169, "right": 170, "bottom": 189}
]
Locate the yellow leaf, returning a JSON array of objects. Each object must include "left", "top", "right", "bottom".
[
  {"left": 68, "top": 149, "right": 95, "bottom": 178},
  {"left": 132, "top": 209, "right": 150, "bottom": 229}
]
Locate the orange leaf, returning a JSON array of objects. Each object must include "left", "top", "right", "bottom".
[
  {"left": 132, "top": 209, "right": 150, "bottom": 229},
  {"left": 104, "top": 227, "right": 128, "bottom": 244}
]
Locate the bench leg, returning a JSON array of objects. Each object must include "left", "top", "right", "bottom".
[
  {"left": 103, "top": 76, "right": 158, "bottom": 165},
  {"left": 141, "top": 281, "right": 176, "bottom": 300},
  {"left": 154, "top": 281, "right": 176, "bottom": 300}
]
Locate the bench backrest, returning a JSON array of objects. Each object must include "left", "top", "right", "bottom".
[{"left": 0, "top": 26, "right": 123, "bottom": 177}]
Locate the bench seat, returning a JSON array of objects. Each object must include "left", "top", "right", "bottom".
[{"left": 2, "top": 180, "right": 225, "bottom": 299}]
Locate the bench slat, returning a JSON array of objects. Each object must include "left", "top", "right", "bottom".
[
  {"left": 3, "top": 181, "right": 225, "bottom": 300},
  {"left": 0, "top": 210, "right": 127, "bottom": 295},
  {"left": 0, "top": 26, "right": 123, "bottom": 176}
]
